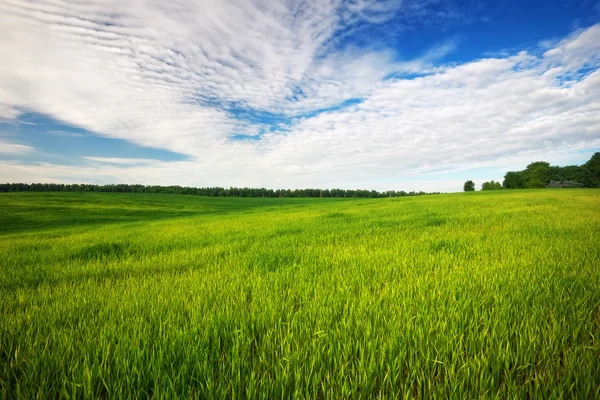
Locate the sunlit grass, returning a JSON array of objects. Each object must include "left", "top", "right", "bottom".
[{"left": 1, "top": 190, "right": 599, "bottom": 398}]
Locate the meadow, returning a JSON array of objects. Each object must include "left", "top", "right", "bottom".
[{"left": 1, "top": 190, "right": 599, "bottom": 399}]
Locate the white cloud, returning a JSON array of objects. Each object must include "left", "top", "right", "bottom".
[
  {"left": 43, "top": 130, "right": 84, "bottom": 137},
  {"left": 0, "top": 104, "right": 21, "bottom": 120},
  {"left": 0, "top": 139, "right": 34, "bottom": 155},
  {"left": 82, "top": 157, "right": 162, "bottom": 165},
  {"left": 0, "top": 1, "right": 599, "bottom": 191}
]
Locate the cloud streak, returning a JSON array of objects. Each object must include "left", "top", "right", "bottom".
[
  {"left": 0, "top": 140, "right": 34, "bottom": 155},
  {"left": 82, "top": 157, "right": 164, "bottom": 165}
]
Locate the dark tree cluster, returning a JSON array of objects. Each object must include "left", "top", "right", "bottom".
[
  {"left": 502, "top": 152, "right": 600, "bottom": 189},
  {"left": 0, "top": 183, "right": 439, "bottom": 198}
]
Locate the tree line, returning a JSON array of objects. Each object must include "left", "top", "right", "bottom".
[
  {"left": 0, "top": 183, "right": 439, "bottom": 198},
  {"left": 465, "top": 152, "right": 600, "bottom": 191},
  {"left": 502, "top": 152, "right": 600, "bottom": 189}
]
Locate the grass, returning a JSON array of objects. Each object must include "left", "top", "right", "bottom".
[{"left": 1, "top": 190, "right": 599, "bottom": 398}]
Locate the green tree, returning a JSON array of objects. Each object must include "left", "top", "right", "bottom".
[
  {"left": 583, "top": 152, "right": 600, "bottom": 188},
  {"left": 550, "top": 165, "right": 587, "bottom": 183},
  {"left": 523, "top": 161, "right": 551, "bottom": 188},
  {"left": 463, "top": 180, "right": 475, "bottom": 192},
  {"left": 503, "top": 171, "right": 525, "bottom": 189},
  {"left": 482, "top": 180, "right": 503, "bottom": 190}
]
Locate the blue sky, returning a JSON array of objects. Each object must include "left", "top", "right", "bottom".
[{"left": 1, "top": 0, "right": 599, "bottom": 192}]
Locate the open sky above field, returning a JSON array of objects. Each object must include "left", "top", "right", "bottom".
[{"left": 1, "top": 0, "right": 599, "bottom": 191}]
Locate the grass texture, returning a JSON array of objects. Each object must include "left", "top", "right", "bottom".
[{"left": 1, "top": 190, "right": 599, "bottom": 399}]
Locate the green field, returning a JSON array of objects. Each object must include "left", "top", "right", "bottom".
[{"left": 1, "top": 190, "right": 599, "bottom": 398}]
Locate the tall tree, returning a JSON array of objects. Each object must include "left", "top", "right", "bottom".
[
  {"left": 583, "top": 152, "right": 600, "bottom": 188},
  {"left": 463, "top": 180, "right": 475, "bottom": 192},
  {"left": 523, "top": 161, "right": 552, "bottom": 188},
  {"left": 503, "top": 171, "right": 525, "bottom": 189}
]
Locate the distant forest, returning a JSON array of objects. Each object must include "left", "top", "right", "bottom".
[
  {"left": 0, "top": 183, "right": 438, "bottom": 198},
  {"left": 500, "top": 152, "right": 600, "bottom": 189}
]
